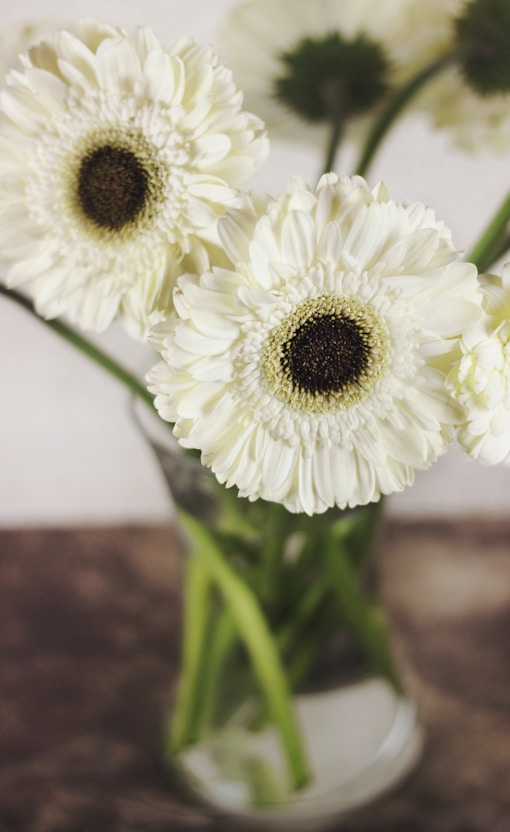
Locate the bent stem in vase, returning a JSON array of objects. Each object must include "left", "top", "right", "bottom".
[
  {"left": 172, "top": 512, "right": 311, "bottom": 792},
  {"left": 170, "top": 552, "right": 214, "bottom": 751}
]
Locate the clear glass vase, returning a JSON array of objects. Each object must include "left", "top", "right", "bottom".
[{"left": 134, "top": 400, "right": 424, "bottom": 830}]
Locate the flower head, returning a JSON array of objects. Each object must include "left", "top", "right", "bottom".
[
  {"left": 456, "top": 0, "right": 510, "bottom": 96},
  {"left": 0, "top": 20, "right": 268, "bottom": 337},
  {"left": 219, "top": 0, "right": 453, "bottom": 149},
  {"left": 148, "top": 174, "right": 481, "bottom": 515},
  {"left": 414, "top": 0, "right": 510, "bottom": 152},
  {"left": 450, "top": 264, "right": 510, "bottom": 464},
  {"left": 273, "top": 31, "right": 389, "bottom": 124}
]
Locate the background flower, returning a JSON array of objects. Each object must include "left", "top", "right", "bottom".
[
  {"left": 451, "top": 264, "right": 510, "bottom": 463},
  {"left": 219, "top": 0, "right": 459, "bottom": 155},
  {"left": 415, "top": 0, "right": 510, "bottom": 153},
  {"left": 148, "top": 174, "right": 481, "bottom": 514},
  {"left": 0, "top": 20, "right": 269, "bottom": 338}
]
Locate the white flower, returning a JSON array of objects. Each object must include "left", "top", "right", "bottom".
[
  {"left": 0, "top": 21, "right": 64, "bottom": 81},
  {"left": 148, "top": 174, "right": 481, "bottom": 515},
  {"left": 429, "top": 83, "right": 510, "bottom": 152},
  {"left": 412, "top": 0, "right": 510, "bottom": 153},
  {"left": 219, "top": 0, "right": 457, "bottom": 150},
  {"left": 451, "top": 265, "right": 510, "bottom": 463},
  {"left": 0, "top": 20, "right": 269, "bottom": 338}
]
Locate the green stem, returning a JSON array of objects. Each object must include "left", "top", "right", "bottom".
[
  {"left": 355, "top": 51, "right": 458, "bottom": 178},
  {"left": 250, "top": 590, "right": 340, "bottom": 732},
  {"left": 179, "top": 513, "right": 310, "bottom": 790},
  {"left": 483, "top": 233, "right": 510, "bottom": 271},
  {"left": 189, "top": 607, "right": 239, "bottom": 740},
  {"left": 325, "top": 532, "right": 403, "bottom": 693},
  {"left": 169, "top": 554, "right": 212, "bottom": 751},
  {"left": 0, "top": 284, "right": 155, "bottom": 410},
  {"left": 467, "top": 191, "right": 510, "bottom": 271},
  {"left": 285, "top": 606, "right": 333, "bottom": 688},
  {"left": 331, "top": 500, "right": 384, "bottom": 570},
  {"left": 321, "top": 114, "right": 344, "bottom": 176},
  {"left": 260, "top": 502, "right": 291, "bottom": 607},
  {"left": 277, "top": 572, "right": 331, "bottom": 657}
]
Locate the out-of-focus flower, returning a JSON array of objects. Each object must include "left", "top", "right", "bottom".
[
  {"left": 418, "top": 0, "right": 510, "bottom": 152},
  {"left": 451, "top": 264, "right": 510, "bottom": 463},
  {"left": 219, "top": 0, "right": 459, "bottom": 152},
  {"left": 148, "top": 174, "right": 481, "bottom": 515},
  {"left": 0, "top": 20, "right": 269, "bottom": 338}
]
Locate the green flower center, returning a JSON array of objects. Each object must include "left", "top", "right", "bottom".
[
  {"left": 273, "top": 32, "right": 390, "bottom": 123},
  {"left": 456, "top": 0, "right": 510, "bottom": 95},
  {"left": 77, "top": 145, "right": 149, "bottom": 231},
  {"left": 263, "top": 295, "right": 389, "bottom": 413}
]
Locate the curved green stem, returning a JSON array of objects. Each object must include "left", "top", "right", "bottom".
[
  {"left": 355, "top": 51, "right": 458, "bottom": 178},
  {"left": 467, "top": 191, "right": 510, "bottom": 272},
  {"left": 0, "top": 285, "right": 155, "bottom": 410},
  {"left": 179, "top": 513, "right": 310, "bottom": 791},
  {"left": 170, "top": 553, "right": 213, "bottom": 751}
]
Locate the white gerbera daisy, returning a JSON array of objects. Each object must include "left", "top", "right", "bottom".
[
  {"left": 451, "top": 265, "right": 510, "bottom": 463},
  {"left": 148, "top": 174, "right": 482, "bottom": 515},
  {"left": 415, "top": 0, "right": 510, "bottom": 153},
  {"left": 0, "top": 20, "right": 268, "bottom": 338},
  {"left": 219, "top": 0, "right": 458, "bottom": 152}
]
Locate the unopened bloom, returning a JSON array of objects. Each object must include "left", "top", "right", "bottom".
[
  {"left": 148, "top": 174, "right": 481, "bottom": 515},
  {"left": 0, "top": 20, "right": 268, "bottom": 338},
  {"left": 451, "top": 265, "right": 510, "bottom": 463}
]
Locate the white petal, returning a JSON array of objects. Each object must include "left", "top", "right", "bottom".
[
  {"left": 281, "top": 210, "right": 316, "bottom": 266},
  {"left": 142, "top": 52, "right": 185, "bottom": 104},
  {"left": 95, "top": 38, "right": 142, "bottom": 91}
]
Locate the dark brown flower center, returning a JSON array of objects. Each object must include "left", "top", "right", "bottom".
[
  {"left": 261, "top": 294, "right": 389, "bottom": 414},
  {"left": 77, "top": 145, "right": 149, "bottom": 231},
  {"left": 283, "top": 313, "right": 370, "bottom": 395}
]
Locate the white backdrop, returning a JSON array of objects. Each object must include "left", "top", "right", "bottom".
[{"left": 1, "top": 0, "right": 510, "bottom": 526}]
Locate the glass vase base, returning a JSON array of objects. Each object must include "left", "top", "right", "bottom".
[{"left": 174, "top": 678, "right": 424, "bottom": 830}]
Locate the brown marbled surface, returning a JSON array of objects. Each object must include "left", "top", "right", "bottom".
[{"left": 0, "top": 521, "right": 509, "bottom": 832}]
